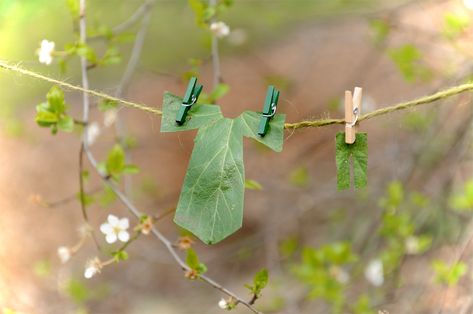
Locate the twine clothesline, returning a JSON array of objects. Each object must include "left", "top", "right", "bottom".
[{"left": 1, "top": 60, "right": 472, "bottom": 129}]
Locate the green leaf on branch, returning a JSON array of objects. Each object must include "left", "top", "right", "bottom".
[
  {"left": 77, "top": 191, "right": 94, "bottom": 206},
  {"left": 123, "top": 165, "right": 140, "bottom": 174},
  {"left": 36, "top": 86, "right": 75, "bottom": 134},
  {"left": 293, "top": 242, "right": 357, "bottom": 313},
  {"left": 101, "top": 46, "right": 122, "bottom": 65},
  {"left": 98, "top": 99, "right": 118, "bottom": 112},
  {"left": 432, "top": 260, "right": 467, "bottom": 286},
  {"left": 370, "top": 19, "right": 390, "bottom": 46},
  {"left": 449, "top": 180, "right": 473, "bottom": 212},
  {"left": 188, "top": 0, "right": 209, "bottom": 27},
  {"left": 335, "top": 133, "right": 368, "bottom": 190},
  {"left": 99, "top": 185, "right": 117, "bottom": 207},
  {"left": 112, "top": 250, "right": 129, "bottom": 262},
  {"left": 379, "top": 181, "right": 404, "bottom": 209},
  {"left": 200, "top": 83, "right": 230, "bottom": 104},
  {"left": 388, "top": 44, "right": 431, "bottom": 82},
  {"left": 101, "top": 144, "right": 139, "bottom": 181},
  {"left": 64, "top": 279, "right": 90, "bottom": 304},
  {"left": 57, "top": 116, "right": 74, "bottom": 132},
  {"left": 161, "top": 93, "right": 285, "bottom": 244},
  {"left": 353, "top": 295, "right": 375, "bottom": 314},
  {"left": 36, "top": 110, "right": 58, "bottom": 125},
  {"left": 245, "top": 268, "right": 269, "bottom": 298},
  {"left": 66, "top": 0, "right": 80, "bottom": 19},
  {"left": 46, "top": 85, "right": 66, "bottom": 112},
  {"left": 245, "top": 179, "right": 263, "bottom": 190},
  {"left": 76, "top": 43, "right": 97, "bottom": 64},
  {"left": 443, "top": 12, "right": 470, "bottom": 39},
  {"left": 185, "top": 248, "right": 207, "bottom": 278}
]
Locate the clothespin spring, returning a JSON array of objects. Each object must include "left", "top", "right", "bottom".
[
  {"left": 181, "top": 94, "right": 198, "bottom": 108},
  {"left": 262, "top": 102, "right": 277, "bottom": 118},
  {"left": 346, "top": 107, "right": 359, "bottom": 128}
]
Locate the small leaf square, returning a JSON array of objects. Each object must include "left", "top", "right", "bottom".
[{"left": 335, "top": 132, "right": 368, "bottom": 190}]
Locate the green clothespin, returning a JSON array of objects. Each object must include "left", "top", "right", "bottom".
[
  {"left": 258, "top": 85, "right": 280, "bottom": 137},
  {"left": 176, "top": 77, "right": 203, "bottom": 126}
]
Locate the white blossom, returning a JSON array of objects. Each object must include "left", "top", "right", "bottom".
[
  {"left": 364, "top": 259, "right": 384, "bottom": 286},
  {"left": 218, "top": 298, "right": 228, "bottom": 310},
  {"left": 86, "top": 122, "right": 100, "bottom": 145},
  {"left": 100, "top": 214, "right": 130, "bottom": 244},
  {"left": 37, "top": 39, "right": 55, "bottom": 65},
  {"left": 57, "top": 246, "right": 71, "bottom": 264},
  {"left": 210, "top": 21, "right": 230, "bottom": 38},
  {"left": 103, "top": 110, "right": 118, "bottom": 127},
  {"left": 84, "top": 258, "right": 101, "bottom": 279},
  {"left": 464, "top": 0, "right": 473, "bottom": 10}
]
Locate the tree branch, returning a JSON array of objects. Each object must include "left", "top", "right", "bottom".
[
  {"left": 88, "top": 0, "right": 157, "bottom": 41},
  {"left": 77, "top": 2, "right": 261, "bottom": 313}
]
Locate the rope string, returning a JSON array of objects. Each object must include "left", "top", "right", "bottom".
[
  {"left": 0, "top": 61, "right": 162, "bottom": 116},
  {"left": 1, "top": 60, "right": 472, "bottom": 130}
]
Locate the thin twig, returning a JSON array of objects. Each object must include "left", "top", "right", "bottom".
[
  {"left": 1, "top": 60, "right": 472, "bottom": 130},
  {"left": 87, "top": 0, "right": 156, "bottom": 41},
  {"left": 47, "top": 186, "right": 101, "bottom": 208},
  {"left": 209, "top": 0, "right": 221, "bottom": 88},
  {"left": 77, "top": 0, "right": 101, "bottom": 252},
  {"left": 114, "top": 2, "right": 154, "bottom": 197},
  {"left": 78, "top": 144, "right": 89, "bottom": 221},
  {"left": 112, "top": 0, "right": 156, "bottom": 35},
  {"left": 153, "top": 207, "right": 176, "bottom": 221}
]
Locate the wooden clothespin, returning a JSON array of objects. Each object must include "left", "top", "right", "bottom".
[
  {"left": 176, "top": 77, "right": 203, "bottom": 126},
  {"left": 345, "top": 87, "right": 362, "bottom": 144},
  {"left": 258, "top": 85, "right": 280, "bottom": 137}
]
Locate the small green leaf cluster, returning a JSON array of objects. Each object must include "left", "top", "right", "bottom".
[
  {"left": 244, "top": 268, "right": 268, "bottom": 299},
  {"left": 56, "top": 3, "right": 129, "bottom": 72},
  {"left": 449, "top": 180, "right": 473, "bottom": 211},
  {"left": 293, "top": 242, "right": 357, "bottom": 314},
  {"left": 188, "top": 0, "right": 233, "bottom": 28},
  {"left": 388, "top": 44, "right": 431, "bottom": 82},
  {"left": 244, "top": 179, "right": 263, "bottom": 190},
  {"left": 98, "top": 144, "right": 139, "bottom": 181},
  {"left": 185, "top": 248, "right": 208, "bottom": 279},
  {"left": 443, "top": 12, "right": 471, "bottom": 39},
  {"left": 432, "top": 260, "right": 467, "bottom": 286},
  {"left": 59, "top": 41, "right": 121, "bottom": 72},
  {"left": 199, "top": 83, "right": 230, "bottom": 104},
  {"left": 378, "top": 182, "right": 432, "bottom": 274},
  {"left": 112, "top": 250, "right": 129, "bottom": 262},
  {"left": 369, "top": 19, "right": 390, "bottom": 46},
  {"left": 35, "top": 86, "right": 74, "bottom": 134}
]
